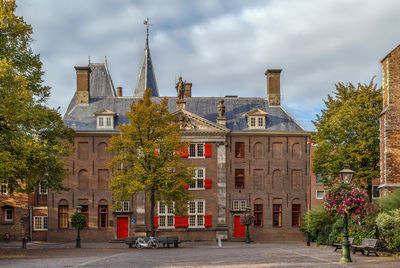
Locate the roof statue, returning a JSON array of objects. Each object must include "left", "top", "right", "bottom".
[
  {"left": 175, "top": 77, "right": 185, "bottom": 100},
  {"left": 134, "top": 18, "right": 159, "bottom": 97},
  {"left": 217, "top": 99, "right": 225, "bottom": 117}
]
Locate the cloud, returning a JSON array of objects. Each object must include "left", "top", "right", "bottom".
[{"left": 16, "top": 0, "right": 400, "bottom": 131}]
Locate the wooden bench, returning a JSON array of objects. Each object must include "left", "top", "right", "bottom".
[
  {"left": 333, "top": 238, "right": 354, "bottom": 251},
  {"left": 125, "top": 236, "right": 180, "bottom": 248},
  {"left": 352, "top": 238, "right": 379, "bottom": 256}
]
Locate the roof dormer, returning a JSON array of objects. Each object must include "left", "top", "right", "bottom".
[
  {"left": 94, "top": 109, "right": 116, "bottom": 129},
  {"left": 246, "top": 108, "right": 267, "bottom": 129}
]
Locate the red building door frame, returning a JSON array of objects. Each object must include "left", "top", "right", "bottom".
[
  {"left": 117, "top": 217, "right": 129, "bottom": 239},
  {"left": 234, "top": 215, "right": 245, "bottom": 238}
]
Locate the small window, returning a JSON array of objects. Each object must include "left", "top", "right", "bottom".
[
  {"left": 116, "top": 201, "right": 130, "bottom": 212},
  {"left": 258, "top": 117, "right": 264, "bottom": 127},
  {"left": 97, "top": 116, "right": 113, "bottom": 129},
  {"left": 80, "top": 205, "right": 89, "bottom": 228},
  {"left": 250, "top": 117, "right": 256, "bottom": 127},
  {"left": 316, "top": 174, "right": 323, "bottom": 184},
  {"left": 273, "top": 204, "right": 282, "bottom": 227},
  {"left": 189, "top": 143, "right": 204, "bottom": 158},
  {"left": 188, "top": 200, "right": 205, "bottom": 228},
  {"left": 248, "top": 116, "right": 265, "bottom": 129},
  {"left": 4, "top": 208, "right": 14, "bottom": 222},
  {"left": 58, "top": 205, "right": 68, "bottom": 229},
  {"left": 232, "top": 200, "right": 247, "bottom": 211},
  {"left": 106, "top": 117, "right": 112, "bottom": 127},
  {"left": 254, "top": 204, "right": 263, "bottom": 227},
  {"left": 158, "top": 202, "right": 175, "bottom": 229},
  {"left": 372, "top": 186, "right": 380, "bottom": 199},
  {"left": 292, "top": 204, "right": 301, "bottom": 227},
  {"left": 34, "top": 216, "right": 48, "bottom": 231},
  {"left": 39, "top": 182, "right": 48, "bottom": 195},
  {"left": 235, "top": 142, "right": 245, "bottom": 158},
  {"left": 0, "top": 184, "right": 7, "bottom": 195},
  {"left": 235, "top": 169, "right": 245, "bottom": 189},
  {"left": 98, "top": 117, "right": 104, "bottom": 127},
  {"left": 316, "top": 190, "right": 325, "bottom": 200},
  {"left": 189, "top": 168, "right": 205, "bottom": 190},
  {"left": 98, "top": 205, "right": 108, "bottom": 228}
]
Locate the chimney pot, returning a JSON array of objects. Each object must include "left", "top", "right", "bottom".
[
  {"left": 265, "top": 69, "right": 282, "bottom": 106},
  {"left": 117, "top": 87, "right": 123, "bottom": 97},
  {"left": 184, "top": 83, "right": 192, "bottom": 98},
  {"left": 74, "top": 66, "right": 91, "bottom": 104}
]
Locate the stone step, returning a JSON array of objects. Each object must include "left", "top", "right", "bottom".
[
  {"left": 109, "top": 239, "right": 125, "bottom": 243},
  {"left": 229, "top": 237, "right": 246, "bottom": 242}
]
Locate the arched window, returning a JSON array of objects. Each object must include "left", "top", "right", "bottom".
[
  {"left": 98, "top": 199, "right": 108, "bottom": 229},
  {"left": 78, "top": 169, "right": 89, "bottom": 189},
  {"left": 253, "top": 199, "right": 263, "bottom": 227},
  {"left": 58, "top": 199, "right": 69, "bottom": 229},
  {"left": 272, "top": 169, "right": 282, "bottom": 190},
  {"left": 292, "top": 143, "right": 301, "bottom": 159},
  {"left": 253, "top": 142, "right": 264, "bottom": 159},
  {"left": 292, "top": 199, "right": 301, "bottom": 227},
  {"left": 97, "top": 142, "right": 108, "bottom": 160}
]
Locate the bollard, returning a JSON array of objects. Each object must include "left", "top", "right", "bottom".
[
  {"left": 22, "top": 236, "right": 27, "bottom": 249},
  {"left": 306, "top": 231, "right": 311, "bottom": 246},
  {"left": 218, "top": 237, "right": 222, "bottom": 248}
]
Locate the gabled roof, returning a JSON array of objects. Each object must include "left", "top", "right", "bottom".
[
  {"left": 89, "top": 63, "right": 116, "bottom": 97},
  {"left": 246, "top": 108, "right": 268, "bottom": 117},
  {"left": 134, "top": 38, "right": 159, "bottom": 97},
  {"left": 173, "top": 109, "right": 230, "bottom": 133},
  {"left": 94, "top": 109, "right": 116, "bottom": 116}
]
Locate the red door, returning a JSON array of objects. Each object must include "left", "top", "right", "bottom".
[
  {"left": 117, "top": 217, "right": 129, "bottom": 239},
  {"left": 234, "top": 216, "right": 245, "bottom": 238}
]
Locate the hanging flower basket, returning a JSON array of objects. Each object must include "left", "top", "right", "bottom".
[
  {"left": 324, "top": 182, "right": 368, "bottom": 216},
  {"left": 240, "top": 213, "right": 255, "bottom": 226}
]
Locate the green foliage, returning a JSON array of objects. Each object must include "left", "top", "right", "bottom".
[
  {"left": 0, "top": 0, "right": 74, "bottom": 193},
  {"left": 349, "top": 216, "right": 377, "bottom": 245},
  {"left": 327, "top": 218, "right": 344, "bottom": 245},
  {"left": 376, "top": 209, "right": 400, "bottom": 252},
  {"left": 107, "top": 88, "right": 194, "bottom": 236},
  {"left": 312, "top": 80, "right": 382, "bottom": 192},
  {"left": 71, "top": 212, "right": 87, "bottom": 230},
  {"left": 379, "top": 189, "right": 400, "bottom": 212}
]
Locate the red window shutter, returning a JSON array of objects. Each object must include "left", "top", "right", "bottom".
[
  {"left": 183, "top": 184, "right": 189, "bottom": 189},
  {"left": 154, "top": 216, "right": 158, "bottom": 228},
  {"left": 205, "top": 143, "right": 212, "bottom": 157},
  {"left": 174, "top": 216, "right": 188, "bottom": 227},
  {"left": 182, "top": 145, "right": 189, "bottom": 158},
  {"left": 204, "top": 179, "right": 212, "bottom": 189},
  {"left": 204, "top": 214, "right": 212, "bottom": 227}
]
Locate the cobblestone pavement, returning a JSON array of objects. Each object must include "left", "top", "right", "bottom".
[{"left": 0, "top": 241, "right": 399, "bottom": 267}]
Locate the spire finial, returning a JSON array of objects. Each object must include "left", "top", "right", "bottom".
[{"left": 144, "top": 18, "right": 152, "bottom": 48}]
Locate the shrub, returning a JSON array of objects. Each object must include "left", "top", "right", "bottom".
[
  {"left": 376, "top": 209, "right": 400, "bottom": 252},
  {"left": 349, "top": 216, "right": 377, "bottom": 245},
  {"left": 301, "top": 205, "right": 338, "bottom": 244},
  {"left": 379, "top": 189, "right": 400, "bottom": 212}
]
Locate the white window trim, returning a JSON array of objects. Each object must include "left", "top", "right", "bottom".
[
  {"left": 188, "top": 200, "right": 205, "bottom": 228},
  {"left": 115, "top": 201, "right": 130, "bottom": 212},
  {"left": 4, "top": 208, "right": 13, "bottom": 222},
  {"left": 188, "top": 143, "right": 205, "bottom": 158},
  {"left": 158, "top": 202, "right": 175, "bottom": 229},
  {"left": 316, "top": 190, "right": 325, "bottom": 200},
  {"left": 0, "top": 184, "right": 7, "bottom": 195},
  {"left": 33, "top": 216, "right": 48, "bottom": 231},
  {"left": 372, "top": 185, "right": 380, "bottom": 199},
  {"left": 232, "top": 200, "right": 247, "bottom": 211},
  {"left": 189, "top": 168, "right": 205, "bottom": 190},
  {"left": 39, "top": 182, "right": 48, "bottom": 195},
  {"left": 248, "top": 116, "right": 265, "bottom": 129},
  {"left": 97, "top": 116, "right": 114, "bottom": 129}
]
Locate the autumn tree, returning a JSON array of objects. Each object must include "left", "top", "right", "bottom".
[
  {"left": 107, "top": 88, "right": 194, "bottom": 236},
  {"left": 312, "top": 80, "right": 382, "bottom": 198},
  {"left": 0, "top": 0, "right": 74, "bottom": 193}
]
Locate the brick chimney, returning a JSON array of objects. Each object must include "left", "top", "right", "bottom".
[
  {"left": 75, "top": 66, "right": 91, "bottom": 104},
  {"left": 184, "top": 83, "right": 192, "bottom": 98},
  {"left": 265, "top": 69, "right": 282, "bottom": 106},
  {"left": 117, "top": 87, "right": 123, "bottom": 97}
]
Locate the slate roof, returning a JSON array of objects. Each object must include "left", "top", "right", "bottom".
[
  {"left": 89, "top": 63, "right": 116, "bottom": 97},
  {"left": 64, "top": 96, "right": 305, "bottom": 133}
]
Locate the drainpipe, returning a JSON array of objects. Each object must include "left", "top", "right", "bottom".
[{"left": 29, "top": 206, "right": 33, "bottom": 241}]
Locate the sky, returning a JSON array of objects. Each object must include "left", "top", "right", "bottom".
[{"left": 16, "top": 0, "right": 400, "bottom": 131}]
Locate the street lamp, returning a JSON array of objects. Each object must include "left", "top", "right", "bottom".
[
  {"left": 338, "top": 164, "right": 355, "bottom": 263},
  {"left": 76, "top": 206, "right": 82, "bottom": 249}
]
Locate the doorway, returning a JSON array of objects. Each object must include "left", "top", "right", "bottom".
[
  {"left": 117, "top": 217, "right": 129, "bottom": 239},
  {"left": 234, "top": 215, "right": 245, "bottom": 238}
]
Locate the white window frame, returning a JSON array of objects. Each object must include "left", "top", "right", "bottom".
[
  {"left": 189, "top": 168, "right": 205, "bottom": 190},
  {"left": 39, "top": 182, "right": 48, "bottom": 195},
  {"left": 115, "top": 201, "right": 130, "bottom": 212},
  {"left": 188, "top": 200, "right": 205, "bottom": 228},
  {"left": 372, "top": 185, "right": 380, "bottom": 199},
  {"left": 248, "top": 116, "right": 265, "bottom": 129},
  {"left": 97, "top": 116, "right": 114, "bottom": 129},
  {"left": 33, "top": 216, "right": 48, "bottom": 231},
  {"left": 158, "top": 202, "right": 175, "bottom": 229},
  {"left": 4, "top": 208, "right": 13, "bottom": 222},
  {"left": 232, "top": 200, "right": 247, "bottom": 211},
  {"left": 0, "top": 184, "right": 7, "bottom": 195},
  {"left": 316, "top": 190, "right": 325, "bottom": 200},
  {"left": 188, "top": 143, "right": 205, "bottom": 158}
]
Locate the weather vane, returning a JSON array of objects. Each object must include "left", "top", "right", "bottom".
[{"left": 143, "top": 18, "right": 153, "bottom": 41}]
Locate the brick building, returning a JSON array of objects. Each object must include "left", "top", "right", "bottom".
[
  {"left": 380, "top": 44, "right": 400, "bottom": 196},
  {"left": 45, "top": 34, "right": 310, "bottom": 242}
]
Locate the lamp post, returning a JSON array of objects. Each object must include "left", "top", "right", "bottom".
[
  {"left": 306, "top": 139, "right": 316, "bottom": 246},
  {"left": 245, "top": 207, "right": 251, "bottom": 244},
  {"left": 76, "top": 206, "right": 82, "bottom": 249},
  {"left": 339, "top": 164, "right": 355, "bottom": 263}
]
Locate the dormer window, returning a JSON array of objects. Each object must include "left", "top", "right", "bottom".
[
  {"left": 94, "top": 109, "right": 116, "bottom": 130},
  {"left": 246, "top": 109, "right": 267, "bottom": 129}
]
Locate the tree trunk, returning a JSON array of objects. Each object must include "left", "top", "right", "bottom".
[{"left": 150, "top": 188, "right": 155, "bottom": 237}]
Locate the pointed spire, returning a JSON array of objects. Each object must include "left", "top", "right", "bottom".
[{"left": 134, "top": 18, "right": 159, "bottom": 97}]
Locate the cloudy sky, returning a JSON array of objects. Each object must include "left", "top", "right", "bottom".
[{"left": 17, "top": 0, "right": 400, "bottom": 130}]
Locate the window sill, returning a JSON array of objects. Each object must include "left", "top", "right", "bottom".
[{"left": 189, "top": 188, "right": 205, "bottom": 191}]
